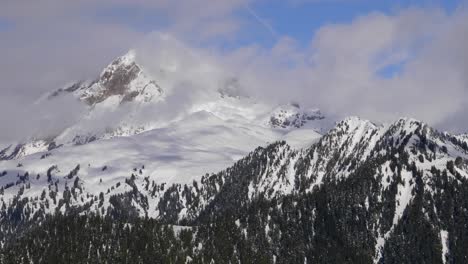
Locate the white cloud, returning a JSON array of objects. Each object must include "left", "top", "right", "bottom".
[
  {"left": 0, "top": 0, "right": 259, "bottom": 143},
  {"left": 0, "top": 0, "right": 256, "bottom": 98},
  {"left": 0, "top": 94, "right": 85, "bottom": 145},
  {"left": 132, "top": 6, "right": 468, "bottom": 133},
  {"left": 1, "top": 0, "right": 468, "bottom": 146},
  {"left": 226, "top": 7, "right": 468, "bottom": 132}
]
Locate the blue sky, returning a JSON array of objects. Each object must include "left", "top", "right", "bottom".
[
  {"left": 89, "top": 0, "right": 463, "bottom": 50},
  {"left": 0, "top": 18, "right": 12, "bottom": 31},
  {"left": 244, "top": 0, "right": 461, "bottom": 47},
  {"left": 241, "top": 0, "right": 464, "bottom": 80}
]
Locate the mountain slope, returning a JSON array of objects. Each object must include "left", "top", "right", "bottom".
[
  {"left": 1, "top": 116, "right": 467, "bottom": 263},
  {"left": 1, "top": 51, "right": 332, "bottom": 161},
  {"left": 48, "top": 50, "right": 164, "bottom": 105},
  {"left": 2, "top": 49, "right": 468, "bottom": 263}
]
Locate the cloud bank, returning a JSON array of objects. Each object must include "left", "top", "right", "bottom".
[
  {"left": 0, "top": 0, "right": 468, "bottom": 145},
  {"left": 131, "top": 7, "right": 468, "bottom": 133}
]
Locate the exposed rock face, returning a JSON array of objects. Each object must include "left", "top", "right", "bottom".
[
  {"left": 48, "top": 50, "right": 164, "bottom": 106},
  {"left": 47, "top": 81, "right": 85, "bottom": 99},
  {"left": 85, "top": 57, "right": 141, "bottom": 104},
  {"left": 267, "top": 103, "right": 325, "bottom": 129},
  {"left": 0, "top": 139, "right": 58, "bottom": 160},
  {"left": 80, "top": 51, "right": 163, "bottom": 105}
]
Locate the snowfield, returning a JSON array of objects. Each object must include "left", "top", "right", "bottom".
[{"left": 0, "top": 50, "right": 335, "bottom": 189}]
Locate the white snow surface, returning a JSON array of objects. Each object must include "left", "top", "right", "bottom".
[
  {"left": 3, "top": 50, "right": 333, "bottom": 161},
  {"left": 0, "top": 47, "right": 339, "bottom": 224},
  {"left": 0, "top": 49, "right": 336, "bottom": 221},
  {"left": 0, "top": 110, "right": 285, "bottom": 185},
  {"left": 440, "top": 230, "right": 449, "bottom": 264}
]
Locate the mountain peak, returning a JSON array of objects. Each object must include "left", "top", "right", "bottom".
[
  {"left": 76, "top": 50, "right": 163, "bottom": 106},
  {"left": 45, "top": 50, "right": 163, "bottom": 106},
  {"left": 99, "top": 49, "right": 138, "bottom": 79},
  {"left": 119, "top": 49, "right": 137, "bottom": 64},
  {"left": 395, "top": 116, "right": 423, "bottom": 125},
  {"left": 390, "top": 117, "right": 427, "bottom": 135},
  {"left": 340, "top": 116, "right": 367, "bottom": 124},
  {"left": 335, "top": 116, "right": 377, "bottom": 132},
  {"left": 265, "top": 103, "right": 325, "bottom": 130}
]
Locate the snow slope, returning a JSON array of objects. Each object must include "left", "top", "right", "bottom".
[
  {"left": 1, "top": 114, "right": 467, "bottom": 264},
  {"left": 0, "top": 49, "right": 341, "bottom": 227},
  {"left": 1, "top": 50, "right": 334, "bottom": 160}
]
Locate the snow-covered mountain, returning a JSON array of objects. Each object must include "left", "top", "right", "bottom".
[
  {"left": 0, "top": 50, "right": 332, "bottom": 161},
  {"left": 0, "top": 115, "right": 465, "bottom": 216},
  {"left": 2, "top": 49, "right": 468, "bottom": 263},
  {"left": 48, "top": 50, "right": 164, "bottom": 105},
  {"left": 1, "top": 115, "right": 468, "bottom": 263},
  {"left": 0, "top": 49, "right": 332, "bottom": 192},
  {"left": 261, "top": 102, "right": 332, "bottom": 132}
]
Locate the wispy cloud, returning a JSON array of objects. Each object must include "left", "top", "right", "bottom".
[{"left": 244, "top": 5, "right": 279, "bottom": 38}]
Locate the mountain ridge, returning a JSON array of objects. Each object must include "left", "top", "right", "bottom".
[
  {"left": 2, "top": 49, "right": 468, "bottom": 263},
  {"left": 1, "top": 50, "right": 333, "bottom": 161},
  {"left": 1, "top": 115, "right": 468, "bottom": 262}
]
